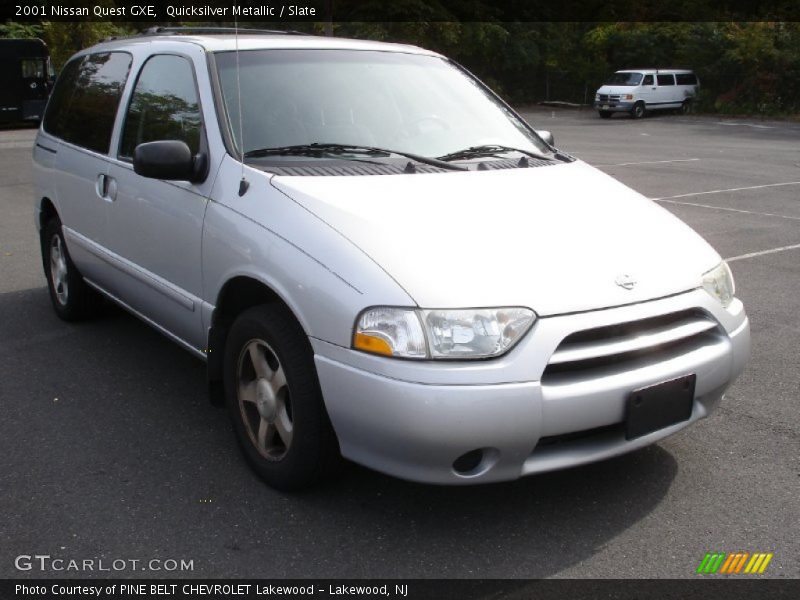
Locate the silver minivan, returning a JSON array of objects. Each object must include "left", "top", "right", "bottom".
[{"left": 33, "top": 29, "right": 749, "bottom": 489}]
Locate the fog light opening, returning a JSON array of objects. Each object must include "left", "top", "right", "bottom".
[{"left": 452, "top": 447, "right": 499, "bottom": 477}]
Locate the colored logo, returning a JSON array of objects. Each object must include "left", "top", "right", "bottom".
[{"left": 696, "top": 552, "right": 773, "bottom": 574}]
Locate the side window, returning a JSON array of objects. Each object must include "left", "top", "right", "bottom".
[
  {"left": 42, "top": 52, "right": 132, "bottom": 153},
  {"left": 119, "top": 55, "right": 202, "bottom": 160},
  {"left": 21, "top": 58, "right": 45, "bottom": 79},
  {"left": 675, "top": 73, "right": 698, "bottom": 85},
  {"left": 642, "top": 74, "right": 654, "bottom": 86},
  {"left": 656, "top": 74, "right": 675, "bottom": 86},
  {"left": 42, "top": 57, "right": 82, "bottom": 139}
]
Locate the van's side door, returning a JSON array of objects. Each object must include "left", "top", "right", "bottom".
[
  {"left": 42, "top": 52, "right": 132, "bottom": 286},
  {"left": 655, "top": 73, "right": 678, "bottom": 108},
  {"left": 103, "top": 52, "right": 212, "bottom": 352},
  {"left": 637, "top": 74, "right": 656, "bottom": 107}
]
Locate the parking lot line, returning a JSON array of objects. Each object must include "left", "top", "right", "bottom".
[
  {"left": 716, "top": 121, "right": 775, "bottom": 129},
  {"left": 652, "top": 181, "right": 800, "bottom": 201},
  {"left": 654, "top": 199, "right": 800, "bottom": 222},
  {"left": 726, "top": 242, "right": 800, "bottom": 263},
  {"left": 596, "top": 158, "right": 700, "bottom": 167}
]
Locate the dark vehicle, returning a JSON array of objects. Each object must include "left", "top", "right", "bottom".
[{"left": 0, "top": 38, "right": 54, "bottom": 124}]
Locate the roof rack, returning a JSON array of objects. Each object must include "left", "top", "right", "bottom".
[
  {"left": 140, "top": 26, "right": 310, "bottom": 37},
  {"left": 100, "top": 26, "right": 313, "bottom": 44}
]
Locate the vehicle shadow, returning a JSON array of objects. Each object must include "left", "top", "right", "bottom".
[{"left": 0, "top": 287, "right": 677, "bottom": 579}]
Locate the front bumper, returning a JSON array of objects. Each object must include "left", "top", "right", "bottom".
[
  {"left": 595, "top": 101, "right": 635, "bottom": 112},
  {"left": 313, "top": 290, "right": 750, "bottom": 484}
]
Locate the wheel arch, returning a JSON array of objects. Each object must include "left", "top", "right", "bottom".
[
  {"left": 38, "top": 197, "right": 59, "bottom": 231},
  {"left": 38, "top": 197, "right": 60, "bottom": 263},
  {"left": 206, "top": 275, "right": 308, "bottom": 405}
]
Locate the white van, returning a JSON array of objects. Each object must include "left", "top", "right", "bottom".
[{"left": 594, "top": 69, "right": 699, "bottom": 119}]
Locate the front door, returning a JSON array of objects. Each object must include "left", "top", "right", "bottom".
[{"left": 105, "top": 53, "right": 212, "bottom": 351}]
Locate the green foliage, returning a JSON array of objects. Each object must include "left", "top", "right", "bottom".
[
  {"left": 0, "top": 21, "right": 44, "bottom": 39},
  {"left": 345, "top": 19, "right": 800, "bottom": 114},
  {"left": 41, "top": 22, "right": 134, "bottom": 69},
  {"left": 5, "top": 6, "right": 798, "bottom": 115}
]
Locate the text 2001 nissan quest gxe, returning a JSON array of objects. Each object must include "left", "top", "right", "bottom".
[{"left": 33, "top": 30, "right": 750, "bottom": 489}]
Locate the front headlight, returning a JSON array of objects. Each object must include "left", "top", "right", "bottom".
[
  {"left": 353, "top": 307, "right": 536, "bottom": 359},
  {"left": 595, "top": 93, "right": 600, "bottom": 101},
  {"left": 702, "top": 262, "right": 735, "bottom": 308}
]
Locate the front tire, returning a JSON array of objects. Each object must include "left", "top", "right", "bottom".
[
  {"left": 631, "top": 102, "right": 646, "bottom": 119},
  {"left": 224, "top": 304, "right": 342, "bottom": 490},
  {"left": 41, "top": 217, "right": 100, "bottom": 321}
]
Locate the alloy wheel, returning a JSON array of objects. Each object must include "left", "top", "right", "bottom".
[
  {"left": 237, "top": 339, "right": 293, "bottom": 461},
  {"left": 49, "top": 234, "right": 69, "bottom": 305}
]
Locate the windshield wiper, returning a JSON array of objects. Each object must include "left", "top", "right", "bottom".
[
  {"left": 244, "top": 143, "right": 467, "bottom": 171},
  {"left": 437, "top": 144, "right": 555, "bottom": 163}
]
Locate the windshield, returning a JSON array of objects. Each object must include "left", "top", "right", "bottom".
[
  {"left": 214, "top": 49, "right": 549, "bottom": 159},
  {"left": 604, "top": 72, "right": 643, "bottom": 86}
]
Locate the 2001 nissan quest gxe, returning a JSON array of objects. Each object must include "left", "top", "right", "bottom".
[{"left": 33, "top": 29, "right": 750, "bottom": 489}]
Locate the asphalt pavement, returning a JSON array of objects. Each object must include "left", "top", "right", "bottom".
[{"left": 1, "top": 108, "right": 798, "bottom": 579}]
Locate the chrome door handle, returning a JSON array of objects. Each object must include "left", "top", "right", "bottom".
[
  {"left": 106, "top": 176, "right": 118, "bottom": 201},
  {"left": 95, "top": 174, "right": 118, "bottom": 202},
  {"left": 95, "top": 174, "right": 107, "bottom": 199}
]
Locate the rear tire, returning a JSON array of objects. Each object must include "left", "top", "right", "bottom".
[
  {"left": 224, "top": 304, "right": 342, "bottom": 491},
  {"left": 681, "top": 100, "right": 693, "bottom": 115},
  {"left": 598, "top": 110, "right": 612, "bottom": 119},
  {"left": 631, "top": 102, "right": 646, "bottom": 119},
  {"left": 41, "top": 217, "right": 101, "bottom": 321}
]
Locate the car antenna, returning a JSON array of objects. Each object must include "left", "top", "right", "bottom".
[{"left": 234, "top": 17, "right": 249, "bottom": 196}]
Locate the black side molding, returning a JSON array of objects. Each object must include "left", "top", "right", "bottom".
[{"left": 35, "top": 142, "right": 57, "bottom": 154}]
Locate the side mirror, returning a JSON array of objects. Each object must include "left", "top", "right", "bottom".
[
  {"left": 133, "top": 140, "right": 204, "bottom": 182},
  {"left": 536, "top": 130, "right": 554, "bottom": 146}
]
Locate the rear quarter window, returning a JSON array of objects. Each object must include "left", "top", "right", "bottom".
[
  {"left": 42, "top": 51, "right": 132, "bottom": 154},
  {"left": 675, "top": 73, "right": 698, "bottom": 85}
]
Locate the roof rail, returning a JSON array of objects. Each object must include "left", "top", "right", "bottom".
[{"left": 140, "top": 26, "right": 310, "bottom": 37}]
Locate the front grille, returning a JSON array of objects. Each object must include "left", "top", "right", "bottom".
[
  {"left": 599, "top": 94, "right": 609, "bottom": 102},
  {"left": 543, "top": 309, "right": 722, "bottom": 382},
  {"left": 598, "top": 94, "right": 620, "bottom": 102}
]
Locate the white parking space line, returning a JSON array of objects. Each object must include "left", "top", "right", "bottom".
[
  {"left": 596, "top": 158, "right": 700, "bottom": 167},
  {"left": 653, "top": 181, "right": 800, "bottom": 200},
  {"left": 726, "top": 243, "right": 800, "bottom": 263},
  {"left": 654, "top": 199, "right": 800, "bottom": 222},
  {"left": 717, "top": 121, "right": 775, "bottom": 129}
]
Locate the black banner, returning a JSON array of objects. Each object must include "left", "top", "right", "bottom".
[
  {"left": 3, "top": 579, "right": 800, "bottom": 600},
  {"left": 3, "top": 0, "right": 800, "bottom": 23}
]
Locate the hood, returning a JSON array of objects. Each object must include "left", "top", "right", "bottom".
[
  {"left": 597, "top": 85, "right": 638, "bottom": 95},
  {"left": 269, "top": 161, "right": 720, "bottom": 316}
]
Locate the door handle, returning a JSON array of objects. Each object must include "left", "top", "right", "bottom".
[
  {"left": 106, "top": 176, "right": 118, "bottom": 201},
  {"left": 95, "top": 174, "right": 106, "bottom": 199},
  {"left": 95, "top": 174, "right": 118, "bottom": 202}
]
